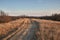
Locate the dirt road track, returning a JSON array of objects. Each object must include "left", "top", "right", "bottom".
[
  {"left": 5, "top": 19, "right": 39, "bottom": 40},
  {"left": 22, "top": 20, "right": 39, "bottom": 40}
]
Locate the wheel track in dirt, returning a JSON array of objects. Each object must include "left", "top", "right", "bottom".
[{"left": 2, "top": 18, "right": 40, "bottom": 40}]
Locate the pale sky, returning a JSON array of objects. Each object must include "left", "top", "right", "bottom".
[{"left": 0, "top": 0, "right": 60, "bottom": 16}]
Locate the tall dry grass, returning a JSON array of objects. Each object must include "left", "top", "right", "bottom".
[
  {"left": 0, "top": 18, "right": 25, "bottom": 39},
  {"left": 34, "top": 19, "right": 60, "bottom": 40}
]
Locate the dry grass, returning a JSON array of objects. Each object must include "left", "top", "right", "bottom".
[
  {"left": 0, "top": 18, "right": 25, "bottom": 39},
  {"left": 34, "top": 19, "right": 60, "bottom": 40},
  {"left": 0, "top": 18, "right": 60, "bottom": 40}
]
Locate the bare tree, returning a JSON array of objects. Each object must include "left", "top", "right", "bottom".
[{"left": 0, "top": 10, "right": 8, "bottom": 16}]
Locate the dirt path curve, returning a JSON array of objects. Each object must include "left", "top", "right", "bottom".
[
  {"left": 6, "top": 19, "right": 39, "bottom": 40},
  {"left": 22, "top": 20, "right": 39, "bottom": 40}
]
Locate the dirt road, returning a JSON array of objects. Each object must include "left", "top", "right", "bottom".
[{"left": 3, "top": 19, "right": 39, "bottom": 40}]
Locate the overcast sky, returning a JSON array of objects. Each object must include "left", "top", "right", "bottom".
[{"left": 0, "top": 0, "right": 60, "bottom": 16}]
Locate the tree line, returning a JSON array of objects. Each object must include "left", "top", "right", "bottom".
[{"left": 40, "top": 13, "right": 60, "bottom": 21}]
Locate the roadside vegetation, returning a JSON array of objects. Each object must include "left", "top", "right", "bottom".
[
  {"left": 0, "top": 18, "right": 24, "bottom": 39},
  {"left": 35, "top": 19, "right": 60, "bottom": 40},
  {"left": 0, "top": 10, "right": 20, "bottom": 23}
]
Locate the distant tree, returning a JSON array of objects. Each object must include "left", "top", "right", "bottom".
[
  {"left": 40, "top": 13, "right": 60, "bottom": 21},
  {"left": 0, "top": 10, "right": 8, "bottom": 16}
]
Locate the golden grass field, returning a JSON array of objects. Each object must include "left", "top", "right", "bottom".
[
  {"left": 0, "top": 18, "right": 60, "bottom": 40},
  {"left": 0, "top": 18, "right": 25, "bottom": 39},
  {"left": 33, "top": 19, "right": 60, "bottom": 40}
]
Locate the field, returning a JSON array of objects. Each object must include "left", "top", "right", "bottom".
[
  {"left": 0, "top": 18, "right": 25, "bottom": 39},
  {"left": 33, "top": 19, "right": 60, "bottom": 40},
  {"left": 0, "top": 18, "right": 60, "bottom": 40}
]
